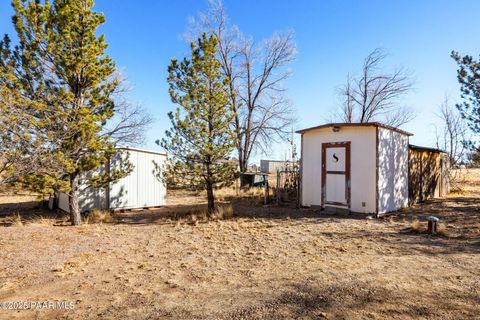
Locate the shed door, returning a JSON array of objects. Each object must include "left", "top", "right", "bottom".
[{"left": 322, "top": 142, "right": 351, "bottom": 208}]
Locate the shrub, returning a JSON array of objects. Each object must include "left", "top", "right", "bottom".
[
  {"left": 437, "top": 223, "right": 448, "bottom": 236},
  {"left": 8, "top": 213, "right": 23, "bottom": 227},
  {"left": 28, "top": 215, "right": 56, "bottom": 226},
  {"left": 86, "top": 209, "right": 115, "bottom": 224},
  {"left": 410, "top": 219, "right": 421, "bottom": 232}
]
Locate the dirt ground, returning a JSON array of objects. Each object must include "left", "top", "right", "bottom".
[{"left": 0, "top": 171, "right": 479, "bottom": 319}]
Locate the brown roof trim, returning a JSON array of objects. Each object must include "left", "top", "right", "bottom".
[
  {"left": 409, "top": 144, "right": 446, "bottom": 153},
  {"left": 295, "top": 122, "right": 413, "bottom": 136}
]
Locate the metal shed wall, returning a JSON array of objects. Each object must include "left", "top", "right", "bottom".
[
  {"left": 377, "top": 127, "right": 409, "bottom": 214},
  {"left": 109, "top": 148, "right": 167, "bottom": 209},
  {"left": 260, "top": 160, "right": 296, "bottom": 185},
  {"left": 58, "top": 148, "right": 167, "bottom": 213}
]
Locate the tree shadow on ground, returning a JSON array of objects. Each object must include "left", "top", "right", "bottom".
[
  {"left": 0, "top": 199, "right": 69, "bottom": 226},
  {"left": 221, "top": 278, "right": 478, "bottom": 320}
]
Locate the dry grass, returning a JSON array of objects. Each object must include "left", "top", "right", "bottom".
[
  {"left": 27, "top": 215, "right": 56, "bottom": 227},
  {"left": 177, "top": 204, "right": 235, "bottom": 224},
  {"left": 410, "top": 218, "right": 421, "bottom": 232},
  {"left": 52, "top": 253, "right": 95, "bottom": 276},
  {"left": 1, "top": 170, "right": 480, "bottom": 319},
  {"left": 436, "top": 222, "right": 448, "bottom": 236},
  {"left": 449, "top": 168, "right": 480, "bottom": 196},
  {"left": 212, "top": 204, "right": 234, "bottom": 220},
  {"left": 85, "top": 209, "right": 115, "bottom": 224},
  {"left": 213, "top": 187, "right": 264, "bottom": 202},
  {"left": 7, "top": 213, "right": 23, "bottom": 227},
  {"left": 214, "top": 187, "right": 238, "bottom": 201}
]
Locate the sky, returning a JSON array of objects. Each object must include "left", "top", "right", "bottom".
[{"left": 1, "top": 0, "right": 479, "bottom": 164}]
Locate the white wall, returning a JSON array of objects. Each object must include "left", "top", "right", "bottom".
[
  {"left": 110, "top": 149, "right": 167, "bottom": 209},
  {"left": 58, "top": 164, "right": 109, "bottom": 212},
  {"left": 377, "top": 128, "right": 409, "bottom": 213},
  {"left": 301, "top": 126, "right": 377, "bottom": 213},
  {"left": 58, "top": 148, "right": 167, "bottom": 213}
]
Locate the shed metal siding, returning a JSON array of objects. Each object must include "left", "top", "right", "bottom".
[
  {"left": 59, "top": 148, "right": 167, "bottom": 213},
  {"left": 377, "top": 127, "right": 409, "bottom": 213},
  {"left": 260, "top": 160, "right": 296, "bottom": 185},
  {"left": 109, "top": 150, "right": 138, "bottom": 209},
  {"left": 109, "top": 148, "right": 166, "bottom": 210}
]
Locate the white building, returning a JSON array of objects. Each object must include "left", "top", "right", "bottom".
[
  {"left": 58, "top": 147, "right": 167, "bottom": 213},
  {"left": 297, "top": 122, "right": 411, "bottom": 215}
]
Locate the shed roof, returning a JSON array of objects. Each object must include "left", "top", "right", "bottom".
[
  {"left": 295, "top": 122, "right": 413, "bottom": 136},
  {"left": 241, "top": 171, "right": 269, "bottom": 176},
  {"left": 117, "top": 146, "right": 167, "bottom": 156},
  {"left": 409, "top": 144, "right": 446, "bottom": 153}
]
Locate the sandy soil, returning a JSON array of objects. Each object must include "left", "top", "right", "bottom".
[{"left": 0, "top": 171, "right": 479, "bottom": 319}]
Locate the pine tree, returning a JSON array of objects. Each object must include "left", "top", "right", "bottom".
[
  {"left": 452, "top": 51, "right": 480, "bottom": 135},
  {"left": 160, "top": 33, "right": 237, "bottom": 216},
  {"left": 0, "top": 0, "right": 129, "bottom": 225}
]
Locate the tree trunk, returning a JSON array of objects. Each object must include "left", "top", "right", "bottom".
[
  {"left": 206, "top": 182, "right": 215, "bottom": 217},
  {"left": 69, "top": 174, "right": 82, "bottom": 226}
]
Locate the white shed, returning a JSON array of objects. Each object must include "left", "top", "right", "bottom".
[
  {"left": 297, "top": 123, "right": 411, "bottom": 215},
  {"left": 58, "top": 147, "right": 167, "bottom": 213}
]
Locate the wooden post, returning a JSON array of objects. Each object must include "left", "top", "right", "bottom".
[
  {"left": 236, "top": 176, "right": 239, "bottom": 196},
  {"left": 264, "top": 178, "right": 268, "bottom": 205},
  {"left": 296, "top": 168, "right": 301, "bottom": 208},
  {"left": 276, "top": 169, "right": 280, "bottom": 205}
]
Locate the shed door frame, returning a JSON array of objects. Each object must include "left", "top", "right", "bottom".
[{"left": 321, "top": 141, "right": 351, "bottom": 208}]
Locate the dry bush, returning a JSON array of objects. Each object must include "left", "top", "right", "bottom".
[
  {"left": 213, "top": 205, "right": 234, "bottom": 220},
  {"left": 28, "top": 216, "right": 56, "bottom": 227},
  {"left": 245, "top": 187, "right": 264, "bottom": 197},
  {"left": 437, "top": 223, "right": 448, "bottom": 236},
  {"left": 52, "top": 253, "right": 94, "bottom": 275},
  {"left": 215, "top": 187, "right": 263, "bottom": 201},
  {"left": 410, "top": 219, "right": 421, "bottom": 232},
  {"left": 176, "top": 204, "right": 235, "bottom": 225},
  {"left": 52, "top": 261, "right": 80, "bottom": 274},
  {"left": 85, "top": 209, "right": 115, "bottom": 224},
  {"left": 7, "top": 213, "right": 23, "bottom": 227},
  {"left": 215, "top": 188, "right": 237, "bottom": 201},
  {"left": 449, "top": 169, "right": 467, "bottom": 194},
  {"left": 448, "top": 168, "right": 480, "bottom": 195}
]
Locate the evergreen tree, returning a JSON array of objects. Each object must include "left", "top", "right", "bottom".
[
  {"left": 0, "top": 0, "right": 130, "bottom": 225},
  {"left": 452, "top": 51, "right": 480, "bottom": 134},
  {"left": 160, "top": 33, "right": 237, "bottom": 216}
]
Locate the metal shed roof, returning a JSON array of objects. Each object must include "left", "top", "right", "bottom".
[
  {"left": 295, "top": 122, "right": 413, "bottom": 136},
  {"left": 116, "top": 146, "right": 167, "bottom": 156},
  {"left": 409, "top": 144, "right": 446, "bottom": 153}
]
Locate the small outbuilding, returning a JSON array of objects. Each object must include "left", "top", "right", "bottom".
[
  {"left": 260, "top": 159, "right": 298, "bottom": 186},
  {"left": 409, "top": 145, "right": 450, "bottom": 204},
  {"left": 58, "top": 147, "right": 167, "bottom": 213},
  {"left": 297, "top": 122, "right": 449, "bottom": 215}
]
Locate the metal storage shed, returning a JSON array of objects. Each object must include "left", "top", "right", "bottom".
[
  {"left": 58, "top": 147, "right": 167, "bottom": 213},
  {"left": 297, "top": 122, "right": 443, "bottom": 215}
]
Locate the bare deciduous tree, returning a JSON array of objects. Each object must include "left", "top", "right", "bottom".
[
  {"left": 338, "top": 48, "right": 414, "bottom": 127},
  {"left": 435, "top": 96, "right": 469, "bottom": 167},
  {"left": 188, "top": 0, "right": 297, "bottom": 178},
  {"left": 101, "top": 72, "right": 153, "bottom": 146},
  {"left": 102, "top": 98, "right": 153, "bottom": 146},
  {"left": 434, "top": 96, "right": 469, "bottom": 189}
]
